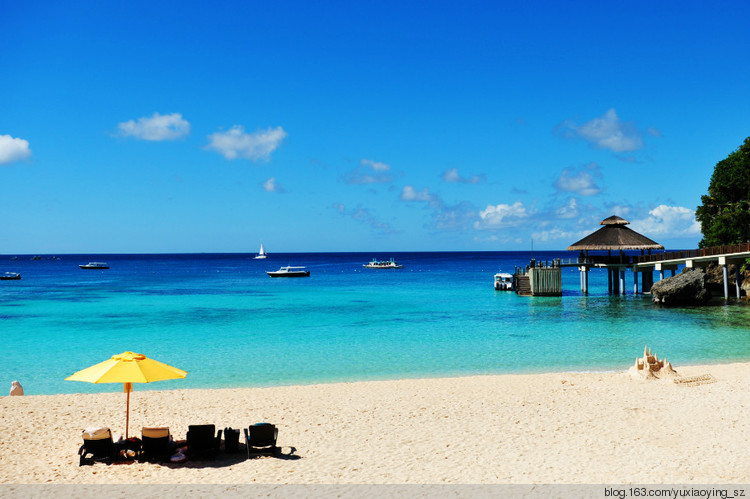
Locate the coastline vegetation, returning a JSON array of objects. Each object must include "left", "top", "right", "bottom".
[{"left": 695, "top": 136, "right": 750, "bottom": 248}]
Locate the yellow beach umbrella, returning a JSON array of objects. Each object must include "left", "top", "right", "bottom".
[{"left": 66, "top": 351, "right": 187, "bottom": 438}]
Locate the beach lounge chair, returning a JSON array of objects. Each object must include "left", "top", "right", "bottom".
[
  {"left": 140, "top": 427, "right": 172, "bottom": 462},
  {"left": 244, "top": 423, "right": 279, "bottom": 458},
  {"left": 78, "top": 427, "right": 115, "bottom": 466},
  {"left": 186, "top": 424, "right": 222, "bottom": 459},
  {"left": 224, "top": 427, "right": 240, "bottom": 453}
]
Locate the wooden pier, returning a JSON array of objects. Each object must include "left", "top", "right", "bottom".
[
  {"left": 514, "top": 216, "right": 749, "bottom": 300},
  {"left": 558, "top": 242, "right": 750, "bottom": 299}
]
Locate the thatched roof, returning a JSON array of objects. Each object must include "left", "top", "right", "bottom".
[
  {"left": 600, "top": 215, "right": 629, "bottom": 225},
  {"left": 567, "top": 216, "right": 664, "bottom": 251}
]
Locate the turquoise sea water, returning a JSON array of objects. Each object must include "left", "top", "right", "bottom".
[{"left": 2, "top": 251, "right": 749, "bottom": 395}]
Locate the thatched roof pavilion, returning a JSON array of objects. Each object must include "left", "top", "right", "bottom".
[{"left": 567, "top": 216, "right": 664, "bottom": 251}]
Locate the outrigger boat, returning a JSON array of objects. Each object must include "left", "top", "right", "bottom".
[{"left": 363, "top": 258, "right": 403, "bottom": 269}]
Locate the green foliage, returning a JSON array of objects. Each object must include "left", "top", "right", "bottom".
[{"left": 696, "top": 137, "right": 750, "bottom": 247}]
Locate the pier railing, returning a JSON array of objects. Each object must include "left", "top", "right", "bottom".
[
  {"left": 634, "top": 242, "right": 750, "bottom": 263},
  {"left": 555, "top": 256, "right": 634, "bottom": 266}
]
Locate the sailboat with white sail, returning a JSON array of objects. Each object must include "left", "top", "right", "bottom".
[{"left": 254, "top": 242, "right": 267, "bottom": 259}]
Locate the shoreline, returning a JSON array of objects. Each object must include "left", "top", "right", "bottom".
[
  {"left": 2, "top": 361, "right": 748, "bottom": 484},
  {"left": 44, "top": 357, "right": 750, "bottom": 397}
]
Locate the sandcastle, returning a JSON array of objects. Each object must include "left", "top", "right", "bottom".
[{"left": 629, "top": 345, "right": 677, "bottom": 379}]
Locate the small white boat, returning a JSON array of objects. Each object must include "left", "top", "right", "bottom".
[
  {"left": 254, "top": 243, "right": 267, "bottom": 259},
  {"left": 363, "top": 257, "right": 403, "bottom": 269},
  {"left": 266, "top": 266, "right": 310, "bottom": 278},
  {"left": 79, "top": 262, "right": 110, "bottom": 270},
  {"left": 1, "top": 272, "right": 21, "bottom": 280},
  {"left": 494, "top": 272, "right": 513, "bottom": 291}
]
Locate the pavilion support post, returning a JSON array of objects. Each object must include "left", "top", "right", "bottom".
[
  {"left": 620, "top": 270, "right": 625, "bottom": 295},
  {"left": 643, "top": 271, "right": 653, "bottom": 293},
  {"left": 660, "top": 270, "right": 664, "bottom": 280},
  {"left": 633, "top": 269, "right": 638, "bottom": 295},
  {"left": 578, "top": 267, "right": 583, "bottom": 294},
  {"left": 584, "top": 267, "right": 589, "bottom": 295},
  {"left": 723, "top": 265, "right": 729, "bottom": 300},
  {"left": 736, "top": 265, "right": 742, "bottom": 298},
  {"left": 671, "top": 269, "right": 676, "bottom": 277},
  {"left": 607, "top": 268, "right": 613, "bottom": 294}
]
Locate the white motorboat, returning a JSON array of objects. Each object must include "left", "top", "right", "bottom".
[
  {"left": 494, "top": 272, "right": 514, "bottom": 291},
  {"left": 254, "top": 243, "right": 267, "bottom": 259},
  {"left": 79, "top": 262, "right": 110, "bottom": 270},
  {"left": 363, "top": 257, "right": 403, "bottom": 269},
  {"left": 1, "top": 272, "right": 21, "bottom": 280},
  {"left": 266, "top": 266, "right": 310, "bottom": 278}
]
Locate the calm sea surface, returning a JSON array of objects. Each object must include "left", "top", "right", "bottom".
[{"left": 2, "top": 251, "right": 749, "bottom": 395}]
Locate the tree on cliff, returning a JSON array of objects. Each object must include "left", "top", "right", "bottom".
[{"left": 695, "top": 136, "right": 750, "bottom": 247}]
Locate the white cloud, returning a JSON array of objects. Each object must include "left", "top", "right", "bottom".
[
  {"left": 262, "top": 177, "right": 285, "bottom": 193},
  {"left": 332, "top": 203, "right": 395, "bottom": 233},
  {"left": 630, "top": 205, "right": 701, "bottom": 237},
  {"left": 531, "top": 228, "right": 576, "bottom": 242},
  {"left": 555, "top": 163, "right": 602, "bottom": 196},
  {"left": 561, "top": 108, "right": 643, "bottom": 152},
  {"left": 433, "top": 201, "right": 476, "bottom": 231},
  {"left": 442, "top": 168, "right": 484, "bottom": 184},
  {"left": 344, "top": 159, "right": 393, "bottom": 184},
  {"left": 400, "top": 185, "right": 433, "bottom": 202},
  {"left": 206, "top": 125, "right": 287, "bottom": 161},
  {"left": 360, "top": 159, "right": 390, "bottom": 171},
  {"left": 555, "top": 197, "right": 579, "bottom": 219},
  {"left": 0, "top": 134, "right": 32, "bottom": 164},
  {"left": 474, "top": 201, "right": 528, "bottom": 229},
  {"left": 117, "top": 112, "right": 190, "bottom": 141}
]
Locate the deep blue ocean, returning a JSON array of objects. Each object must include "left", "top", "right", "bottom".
[{"left": 2, "top": 251, "right": 749, "bottom": 395}]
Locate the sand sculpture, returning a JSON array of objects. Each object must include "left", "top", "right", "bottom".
[
  {"left": 9, "top": 380, "right": 24, "bottom": 396},
  {"left": 629, "top": 346, "right": 677, "bottom": 379}
]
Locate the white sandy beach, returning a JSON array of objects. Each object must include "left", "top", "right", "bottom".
[{"left": 1, "top": 363, "right": 748, "bottom": 485}]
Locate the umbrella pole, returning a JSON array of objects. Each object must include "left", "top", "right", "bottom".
[{"left": 124, "top": 382, "right": 132, "bottom": 439}]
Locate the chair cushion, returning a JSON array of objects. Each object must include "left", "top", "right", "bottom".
[
  {"left": 142, "top": 427, "right": 170, "bottom": 438},
  {"left": 82, "top": 427, "right": 112, "bottom": 440}
]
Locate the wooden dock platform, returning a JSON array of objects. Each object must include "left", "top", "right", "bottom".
[{"left": 514, "top": 263, "right": 562, "bottom": 296}]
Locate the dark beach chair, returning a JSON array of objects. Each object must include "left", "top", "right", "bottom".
[
  {"left": 187, "top": 424, "right": 222, "bottom": 459},
  {"left": 224, "top": 427, "right": 241, "bottom": 453},
  {"left": 140, "top": 427, "right": 172, "bottom": 462},
  {"left": 244, "top": 423, "right": 279, "bottom": 458},
  {"left": 78, "top": 427, "right": 115, "bottom": 466}
]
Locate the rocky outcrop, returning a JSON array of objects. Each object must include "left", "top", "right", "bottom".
[
  {"left": 651, "top": 269, "right": 711, "bottom": 306},
  {"left": 704, "top": 262, "right": 750, "bottom": 299}
]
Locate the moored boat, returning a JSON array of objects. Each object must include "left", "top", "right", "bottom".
[
  {"left": 494, "top": 272, "right": 514, "bottom": 291},
  {"left": 266, "top": 266, "right": 310, "bottom": 278},
  {"left": 1, "top": 272, "right": 21, "bottom": 280},
  {"left": 363, "top": 257, "right": 403, "bottom": 269},
  {"left": 79, "top": 262, "right": 110, "bottom": 270}
]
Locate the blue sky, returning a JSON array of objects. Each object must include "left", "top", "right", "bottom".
[{"left": 2, "top": 1, "right": 749, "bottom": 253}]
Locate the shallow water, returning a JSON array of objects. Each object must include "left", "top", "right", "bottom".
[{"left": 2, "top": 251, "right": 748, "bottom": 395}]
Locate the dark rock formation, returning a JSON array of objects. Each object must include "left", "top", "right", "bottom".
[
  {"left": 703, "top": 262, "right": 750, "bottom": 298},
  {"left": 651, "top": 269, "right": 712, "bottom": 306}
]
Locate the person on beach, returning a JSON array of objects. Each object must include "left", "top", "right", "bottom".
[{"left": 9, "top": 380, "right": 24, "bottom": 396}]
